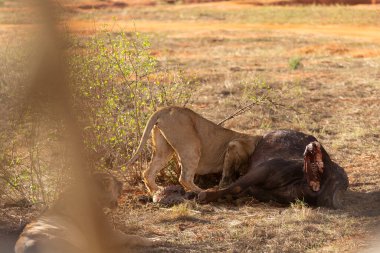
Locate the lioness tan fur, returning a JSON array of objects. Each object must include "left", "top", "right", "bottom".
[
  {"left": 127, "top": 106, "right": 262, "bottom": 194},
  {"left": 15, "top": 173, "right": 156, "bottom": 253}
]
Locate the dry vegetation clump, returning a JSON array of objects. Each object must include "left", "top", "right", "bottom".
[{"left": 0, "top": 35, "right": 68, "bottom": 205}]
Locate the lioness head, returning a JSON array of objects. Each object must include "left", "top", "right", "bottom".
[{"left": 93, "top": 172, "right": 123, "bottom": 209}]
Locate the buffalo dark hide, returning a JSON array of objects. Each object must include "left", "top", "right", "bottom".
[{"left": 198, "top": 130, "right": 349, "bottom": 208}]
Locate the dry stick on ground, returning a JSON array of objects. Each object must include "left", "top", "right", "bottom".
[{"left": 218, "top": 97, "right": 301, "bottom": 126}]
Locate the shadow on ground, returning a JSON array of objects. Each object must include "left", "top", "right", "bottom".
[
  {"left": 344, "top": 190, "right": 380, "bottom": 218},
  {"left": 0, "top": 227, "right": 20, "bottom": 253}
]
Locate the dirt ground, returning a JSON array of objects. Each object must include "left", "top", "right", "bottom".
[{"left": 1, "top": 1, "right": 380, "bottom": 252}]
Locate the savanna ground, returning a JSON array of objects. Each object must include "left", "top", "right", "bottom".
[{"left": 1, "top": 1, "right": 380, "bottom": 252}]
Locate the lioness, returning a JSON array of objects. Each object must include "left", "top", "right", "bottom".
[
  {"left": 127, "top": 106, "right": 262, "bottom": 194},
  {"left": 15, "top": 173, "right": 156, "bottom": 253}
]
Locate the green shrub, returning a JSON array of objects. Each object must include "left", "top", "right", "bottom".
[
  {"left": 0, "top": 29, "right": 195, "bottom": 204},
  {"left": 289, "top": 57, "right": 302, "bottom": 70},
  {"left": 70, "top": 31, "right": 196, "bottom": 183}
]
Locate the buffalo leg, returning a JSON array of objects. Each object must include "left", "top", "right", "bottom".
[
  {"left": 245, "top": 185, "right": 302, "bottom": 204},
  {"left": 198, "top": 162, "right": 272, "bottom": 203},
  {"left": 198, "top": 158, "right": 311, "bottom": 204}
]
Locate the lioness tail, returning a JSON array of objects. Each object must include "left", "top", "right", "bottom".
[{"left": 126, "top": 108, "right": 169, "bottom": 166}]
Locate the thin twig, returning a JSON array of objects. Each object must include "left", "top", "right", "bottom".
[
  {"left": 217, "top": 101, "right": 259, "bottom": 126},
  {"left": 217, "top": 97, "right": 303, "bottom": 126},
  {"left": 266, "top": 97, "right": 302, "bottom": 114}
]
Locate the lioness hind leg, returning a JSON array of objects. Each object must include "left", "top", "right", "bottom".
[
  {"left": 143, "top": 126, "right": 174, "bottom": 194},
  {"left": 176, "top": 145, "right": 203, "bottom": 193},
  {"left": 157, "top": 120, "right": 203, "bottom": 193}
]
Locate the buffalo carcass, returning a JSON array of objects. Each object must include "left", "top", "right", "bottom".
[{"left": 198, "top": 130, "right": 349, "bottom": 208}]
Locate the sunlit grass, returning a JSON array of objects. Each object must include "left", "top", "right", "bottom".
[{"left": 88, "top": 5, "right": 380, "bottom": 26}]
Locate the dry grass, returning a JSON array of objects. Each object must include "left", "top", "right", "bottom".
[{"left": 1, "top": 1, "right": 380, "bottom": 252}]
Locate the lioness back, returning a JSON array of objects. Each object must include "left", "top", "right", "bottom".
[{"left": 157, "top": 107, "right": 244, "bottom": 171}]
